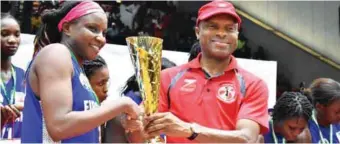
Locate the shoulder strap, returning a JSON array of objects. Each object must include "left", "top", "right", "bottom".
[{"left": 166, "top": 68, "right": 190, "bottom": 109}]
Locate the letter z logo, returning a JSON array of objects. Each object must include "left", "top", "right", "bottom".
[{"left": 180, "top": 79, "right": 197, "bottom": 92}]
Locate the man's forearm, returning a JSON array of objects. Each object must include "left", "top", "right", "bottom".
[{"left": 190, "top": 123, "right": 253, "bottom": 143}]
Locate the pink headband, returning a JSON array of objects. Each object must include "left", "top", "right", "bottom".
[{"left": 58, "top": 1, "right": 105, "bottom": 32}]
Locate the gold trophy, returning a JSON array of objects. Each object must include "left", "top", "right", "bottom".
[{"left": 126, "top": 36, "right": 165, "bottom": 143}]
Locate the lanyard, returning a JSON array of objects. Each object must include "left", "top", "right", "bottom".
[
  {"left": 69, "top": 51, "right": 100, "bottom": 105},
  {"left": 0, "top": 66, "right": 16, "bottom": 105},
  {"left": 312, "top": 110, "right": 333, "bottom": 144},
  {"left": 270, "top": 119, "right": 286, "bottom": 144}
]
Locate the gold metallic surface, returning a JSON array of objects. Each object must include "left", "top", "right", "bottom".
[{"left": 126, "top": 36, "right": 165, "bottom": 143}]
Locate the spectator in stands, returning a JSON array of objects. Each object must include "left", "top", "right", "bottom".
[
  {"left": 188, "top": 41, "right": 201, "bottom": 62},
  {"left": 38, "top": 0, "right": 59, "bottom": 14},
  {"left": 31, "top": 1, "right": 41, "bottom": 34},
  {"left": 1, "top": 1, "right": 12, "bottom": 13}
]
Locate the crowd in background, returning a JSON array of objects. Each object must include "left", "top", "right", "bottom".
[
  {"left": 1, "top": 1, "right": 339, "bottom": 143},
  {"left": 1, "top": 0, "right": 300, "bottom": 99}
]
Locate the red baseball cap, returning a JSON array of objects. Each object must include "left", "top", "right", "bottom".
[{"left": 196, "top": 0, "right": 241, "bottom": 29}]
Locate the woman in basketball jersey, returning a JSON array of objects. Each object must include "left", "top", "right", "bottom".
[
  {"left": 21, "top": 1, "right": 141, "bottom": 143},
  {"left": 0, "top": 13, "right": 26, "bottom": 139},
  {"left": 259, "top": 92, "right": 313, "bottom": 143},
  {"left": 305, "top": 78, "right": 340, "bottom": 144}
]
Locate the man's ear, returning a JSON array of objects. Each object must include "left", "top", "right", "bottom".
[{"left": 195, "top": 26, "right": 200, "bottom": 40}]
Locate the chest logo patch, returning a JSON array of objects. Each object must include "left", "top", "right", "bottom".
[{"left": 217, "top": 84, "right": 236, "bottom": 103}]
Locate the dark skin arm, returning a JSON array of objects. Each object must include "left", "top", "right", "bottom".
[
  {"left": 1, "top": 105, "right": 20, "bottom": 129},
  {"left": 122, "top": 104, "right": 146, "bottom": 143},
  {"left": 30, "top": 44, "right": 140, "bottom": 141},
  {"left": 145, "top": 112, "right": 261, "bottom": 143}
]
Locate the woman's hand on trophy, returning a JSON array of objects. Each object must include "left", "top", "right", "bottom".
[
  {"left": 144, "top": 112, "right": 192, "bottom": 138},
  {"left": 121, "top": 115, "right": 144, "bottom": 133},
  {"left": 121, "top": 97, "right": 146, "bottom": 132},
  {"left": 121, "top": 96, "right": 142, "bottom": 120}
]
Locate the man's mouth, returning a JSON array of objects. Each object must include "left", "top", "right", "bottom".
[{"left": 212, "top": 40, "right": 229, "bottom": 48}]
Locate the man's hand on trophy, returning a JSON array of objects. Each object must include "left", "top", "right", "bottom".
[{"left": 144, "top": 112, "right": 192, "bottom": 138}]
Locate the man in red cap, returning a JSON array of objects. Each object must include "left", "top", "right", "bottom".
[{"left": 143, "top": 0, "right": 269, "bottom": 142}]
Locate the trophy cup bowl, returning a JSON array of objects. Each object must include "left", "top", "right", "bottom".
[{"left": 126, "top": 36, "right": 165, "bottom": 143}]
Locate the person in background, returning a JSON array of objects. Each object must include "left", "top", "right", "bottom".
[
  {"left": 31, "top": 1, "right": 41, "bottom": 34},
  {"left": 188, "top": 41, "right": 201, "bottom": 62},
  {"left": 0, "top": 13, "right": 26, "bottom": 139},
  {"left": 83, "top": 55, "right": 144, "bottom": 143},
  {"left": 83, "top": 55, "right": 109, "bottom": 142},
  {"left": 83, "top": 55, "right": 110, "bottom": 103},
  {"left": 305, "top": 78, "right": 340, "bottom": 143},
  {"left": 260, "top": 92, "right": 313, "bottom": 143}
]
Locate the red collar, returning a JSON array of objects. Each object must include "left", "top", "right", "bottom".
[{"left": 187, "top": 53, "right": 238, "bottom": 72}]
